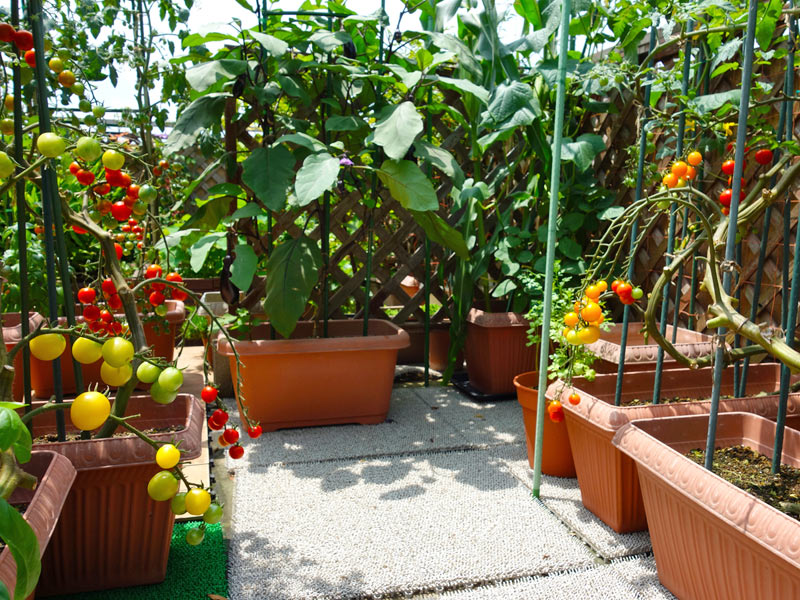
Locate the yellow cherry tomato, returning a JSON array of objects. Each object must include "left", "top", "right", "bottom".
[
  {"left": 29, "top": 333, "right": 66, "bottom": 361},
  {"left": 577, "top": 325, "right": 601, "bottom": 344},
  {"left": 595, "top": 280, "right": 608, "bottom": 293},
  {"left": 156, "top": 444, "right": 181, "bottom": 469},
  {"left": 71, "top": 337, "right": 103, "bottom": 364},
  {"left": 585, "top": 284, "right": 601, "bottom": 300},
  {"left": 70, "top": 391, "right": 110, "bottom": 431},
  {"left": 101, "top": 361, "right": 132, "bottom": 387},
  {"left": 671, "top": 160, "right": 688, "bottom": 178},
  {"left": 687, "top": 150, "right": 703, "bottom": 166},
  {"left": 563, "top": 312, "right": 579, "bottom": 327},
  {"left": 184, "top": 488, "right": 212, "bottom": 516},
  {"left": 565, "top": 329, "right": 582, "bottom": 345},
  {"left": 580, "top": 302, "right": 602, "bottom": 323}
]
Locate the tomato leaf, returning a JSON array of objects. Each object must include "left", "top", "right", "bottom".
[{"left": 0, "top": 497, "right": 40, "bottom": 600}]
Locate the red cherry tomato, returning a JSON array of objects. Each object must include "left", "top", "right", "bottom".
[
  {"left": 83, "top": 304, "right": 101, "bottom": 322},
  {"left": 111, "top": 201, "right": 132, "bottom": 222},
  {"left": 721, "top": 160, "right": 736, "bottom": 176},
  {"left": 228, "top": 445, "right": 244, "bottom": 459},
  {"left": 222, "top": 429, "right": 239, "bottom": 444},
  {"left": 212, "top": 409, "right": 229, "bottom": 425},
  {"left": 208, "top": 415, "right": 224, "bottom": 431},
  {"left": 171, "top": 289, "right": 188, "bottom": 301},
  {"left": 616, "top": 282, "right": 633, "bottom": 297},
  {"left": 754, "top": 148, "right": 773, "bottom": 165},
  {"left": 568, "top": 393, "right": 581, "bottom": 405},
  {"left": 114, "top": 242, "right": 123, "bottom": 260},
  {"left": 77, "top": 287, "right": 96, "bottom": 304},
  {"left": 69, "top": 161, "right": 80, "bottom": 175},
  {"left": 0, "top": 24, "right": 16, "bottom": 43},
  {"left": 101, "top": 278, "right": 116, "bottom": 296},
  {"left": 126, "top": 184, "right": 140, "bottom": 199},
  {"left": 149, "top": 290, "right": 165, "bottom": 306},
  {"left": 94, "top": 183, "right": 111, "bottom": 196},
  {"left": 547, "top": 400, "right": 565, "bottom": 423},
  {"left": 145, "top": 264, "right": 163, "bottom": 279},
  {"left": 165, "top": 272, "right": 182, "bottom": 283},
  {"left": 100, "top": 309, "right": 114, "bottom": 324},
  {"left": 23, "top": 49, "right": 35, "bottom": 68},
  {"left": 107, "top": 293, "right": 122, "bottom": 310},
  {"left": 719, "top": 189, "right": 732, "bottom": 207},
  {"left": 13, "top": 30, "right": 33, "bottom": 51},
  {"left": 76, "top": 169, "right": 96, "bottom": 186},
  {"left": 247, "top": 425, "right": 263, "bottom": 438},
  {"left": 71, "top": 224, "right": 87, "bottom": 235},
  {"left": 201, "top": 385, "right": 218, "bottom": 404}
]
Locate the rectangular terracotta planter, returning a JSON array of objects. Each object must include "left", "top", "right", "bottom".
[
  {"left": 464, "top": 309, "right": 538, "bottom": 395},
  {"left": 33, "top": 393, "right": 205, "bottom": 596},
  {"left": 547, "top": 363, "right": 800, "bottom": 533},
  {"left": 30, "top": 300, "right": 185, "bottom": 399},
  {"left": 0, "top": 451, "right": 76, "bottom": 599},
  {"left": 217, "top": 319, "right": 409, "bottom": 431},
  {"left": 586, "top": 322, "right": 713, "bottom": 373},
  {"left": 613, "top": 412, "right": 800, "bottom": 600}
]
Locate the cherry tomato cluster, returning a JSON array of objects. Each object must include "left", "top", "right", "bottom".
[
  {"left": 141, "top": 264, "right": 188, "bottom": 307},
  {"left": 611, "top": 279, "right": 643, "bottom": 305},
  {"left": 562, "top": 281, "right": 606, "bottom": 347},
  {"left": 716, "top": 146, "right": 774, "bottom": 216},
  {"left": 202, "top": 384, "right": 262, "bottom": 459},
  {"left": 0, "top": 22, "right": 34, "bottom": 52},
  {"left": 148, "top": 466, "right": 220, "bottom": 545},
  {"left": 661, "top": 151, "right": 702, "bottom": 189}
]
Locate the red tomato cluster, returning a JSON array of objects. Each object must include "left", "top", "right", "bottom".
[
  {"left": 78, "top": 280, "right": 125, "bottom": 336},
  {"left": 662, "top": 152, "right": 702, "bottom": 189},
  {"left": 611, "top": 279, "right": 644, "bottom": 305},
  {"left": 141, "top": 264, "right": 188, "bottom": 306},
  {"left": 717, "top": 146, "right": 773, "bottom": 216},
  {"left": 0, "top": 23, "right": 34, "bottom": 52}
]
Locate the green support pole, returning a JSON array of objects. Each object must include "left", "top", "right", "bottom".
[
  {"left": 11, "top": 0, "right": 32, "bottom": 415},
  {"left": 704, "top": 0, "right": 758, "bottom": 470},
  {"left": 532, "top": 0, "right": 571, "bottom": 499},
  {"left": 28, "top": 0, "right": 67, "bottom": 440},
  {"left": 654, "top": 22, "right": 694, "bottom": 403},
  {"left": 613, "top": 27, "right": 656, "bottom": 406}
]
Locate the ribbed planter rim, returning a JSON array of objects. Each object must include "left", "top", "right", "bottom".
[
  {"left": 466, "top": 308, "right": 529, "bottom": 328},
  {"left": 586, "top": 322, "right": 713, "bottom": 365}
]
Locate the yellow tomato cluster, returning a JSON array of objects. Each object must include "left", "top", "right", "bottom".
[
  {"left": 562, "top": 281, "right": 606, "bottom": 346},
  {"left": 661, "top": 151, "right": 703, "bottom": 189}
]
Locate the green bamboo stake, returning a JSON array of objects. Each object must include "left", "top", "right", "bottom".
[
  {"left": 532, "top": 0, "right": 571, "bottom": 499},
  {"left": 704, "top": 0, "right": 758, "bottom": 470}
]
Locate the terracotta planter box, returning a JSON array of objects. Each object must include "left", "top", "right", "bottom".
[
  {"left": 2, "top": 312, "right": 45, "bottom": 402},
  {"left": 548, "top": 363, "right": 800, "bottom": 533},
  {"left": 397, "top": 321, "right": 459, "bottom": 372},
  {"left": 182, "top": 277, "right": 220, "bottom": 304},
  {"left": 217, "top": 319, "right": 409, "bottom": 431},
  {"left": 465, "top": 309, "right": 538, "bottom": 395},
  {"left": 613, "top": 412, "right": 800, "bottom": 600},
  {"left": 586, "top": 322, "right": 713, "bottom": 373},
  {"left": 0, "top": 451, "right": 76, "bottom": 599},
  {"left": 514, "top": 372, "right": 576, "bottom": 478},
  {"left": 34, "top": 393, "right": 205, "bottom": 596},
  {"left": 30, "top": 300, "right": 186, "bottom": 399}
]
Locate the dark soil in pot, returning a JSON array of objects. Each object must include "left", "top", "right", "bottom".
[{"left": 686, "top": 445, "right": 800, "bottom": 520}]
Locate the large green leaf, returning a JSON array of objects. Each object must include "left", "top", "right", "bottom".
[
  {"left": 241, "top": 146, "right": 295, "bottom": 212},
  {"left": 181, "top": 31, "right": 237, "bottom": 49},
  {"left": 186, "top": 60, "right": 248, "bottom": 92},
  {"left": 481, "top": 81, "right": 540, "bottom": 128},
  {"left": 275, "top": 132, "right": 327, "bottom": 153},
  {"left": 164, "top": 93, "right": 229, "bottom": 155},
  {"left": 189, "top": 233, "right": 226, "bottom": 273},
  {"left": 0, "top": 497, "right": 40, "bottom": 600},
  {"left": 410, "top": 210, "right": 469, "bottom": 259},
  {"left": 377, "top": 160, "right": 438, "bottom": 211},
  {"left": 373, "top": 101, "right": 423, "bottom": 160},
  {"left": 413, "top": 140, "right": 464, "bottom": 187},
  {"left": 248, "top": 30, "right": 288, "bottom": 56},
  {"left": 294, "top": 153, "right": 340, "bottom": 207},
  {"left": 230, "top": 244, "right": 258, "bottom": 291},
  {"left": 183, "top": 156, "right": 223, "bottom": 200},
  {"left": 325, "top": 115, "right": 367, "bottom": 131},
  {"left": 263, "top": 236, "right": 323, "bottom": 337},
  {"left": 309, "top": 30, "right": 353, "bottom": 52},
  {"left": 275, "top": 75, "right": 310, "bottom": 105},
  {"left": 561, "top": 134, "right": 605, "bottom": 172},
  {"left": 688, "top": 89, "right": 741, "bottom": 114},
  {"left": 180, "top": 196, "right": 231, "bottom": 231},
  {"left": 756, "top": 0, "right": 782, "bottom": 51},
  {"left": 434, "top": 76, "right": 490, "bottom": 104}
]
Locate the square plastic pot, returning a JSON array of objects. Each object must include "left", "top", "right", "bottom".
[
  {"left": 464, "top": 309, "right": 538, "bottom": 395},
  {"left": 217, "top": 319, "right": 409, "bottom": 431},
  {"left": 514, "top": 371, "right": 576, "bottom": 478},
  {"left": 548, "top": 363, "right": 800, "bottom": 533},
  {"left": 29, "top": 300, "right": 185, "bottom": 399},
  {"left": 613, "top": 412, "right": 800, "bottom": 600},
  {"left": 0, "top": 451, "right": 76, "bottom": 598},
  {"left": 33, "top": 393, "right": 205, "bottom": 596},
  {"left": 396, "top": 321, "right": 459, "bottom": 372},
  {"left": 585, "top": 322, "right": 713, "bottom": 373}
]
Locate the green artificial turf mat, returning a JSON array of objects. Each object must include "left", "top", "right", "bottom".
[{"left": 49, "top": 521, "right": 227, "bottom": 599}]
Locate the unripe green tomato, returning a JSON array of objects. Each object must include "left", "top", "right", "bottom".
[
  {"left": 203, "top": 503, "right": 224, "bottom": 524},
  {"left": 170, "top": 491, "right": 187, "bottom": 515},
  {"left": 631, "top": 287, "right": 644, "bottom": 300},
  {"left": 185, "top": 527, "right": 205, "bottom": 546},
  {"left": 92, "top": 105, "right": 106, "bottom": 118},
  {"left": 88, "top": 210, "right": 101, "bottom": 222},
  {"left": 150, "top": 380, "right": 177, "bottom": 405},
  {"left": 36, "top": 132, "right": 66, "bottom": 158},
  {"left": 96, "top": 122, "right": 106, "bottom": 133},
  {"left": 0, "top": 119, "right": 14, "bottom": 135},
  {"left": 132, "top": 201, "right": 147, "bottom": 216},
  {"left": 138, "top": 184, "right": 157, "bottom": 203},
  {"left": 57, "top": 48, "right": 71, "bottom": 60},
  {"left": 124, "top": 241, "right": 134, "bottom": 251},
  {"left": 136, "top": 361, "right": 161, "bottom": 383},
  {"left": 71, "top": 82, "right": 85, "bottom": 96},
  {"left": 584, "top": 368, "right": 596, "bottom": 382},
  {"left": 147, "top": 470, "right": 179, "bottom": 501},
  {"left": 75, "top": 136, "right": 102, "bottom": 162},
  {"left": 0, "top": 151, "right": 14, "bottom": 178},
  {"left": 84, "top": 114, "right": 97, "bottom": 126},
  {"left": 155, "top": 304, "right": 168, "bottom": 317},
  {"left": 78, "top": 99, "right": 91, "bottom": 112}
]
